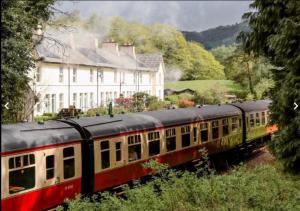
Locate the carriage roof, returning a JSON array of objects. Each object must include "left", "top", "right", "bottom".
[{"left": 1, "top": 100, "right": 270, "bottom": 154}]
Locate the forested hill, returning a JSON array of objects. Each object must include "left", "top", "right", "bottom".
[{"left": 182, "top": 22, "right": 249, "bottom": 49}]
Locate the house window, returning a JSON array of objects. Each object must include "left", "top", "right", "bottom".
[
  {"left": 101, "top": 92, "right": 104, "bottom": 105},
  {"left": 128, "top": 135, "right": 141, "bottom": 162},
  {"left": 51, "top": 94, "right": 56, "bottom": 113},
  {"left": 79, "top": 93, "right": 84, "bottom": 109},
  {"left": 90, "top": 93, "right": 94, "bottom": 108},
  {"left": 181, "top": 126, "right": 190, "bottom": 148},
  {"left": 232, "top": 117, "right": 238, "bottom": 132},
  {"left": 114, "top": 70, "right": 117, "bottom": 83},
  {"left": 159, "top": 73, "right": 162, "bottom": 85},
  {"left": 90, "top": 69, "right": 93, "bottom": 82},
  {"left": 36, "top": 103, "right": 41, "bottom": 113},
  {"left": 139, "top": 73, "right": 143, "bottom": 83},
  {"left": 134, "top": 72, "right": 137, "bottom": 84},
  {"left": 72, "top": 68, "right": 77, "bottom": 82},
  {"left": 114, "top": 91, "right": 117, "bottom": 100},
  {"left": 98, "top": 70, "right": 104, "bottom": 83},
  {"left": 9, "top": 154, "right": 35, "bottom": 194},
  {"left": 63, "top": 147, "right": 75, "bottom": 179},
  {"left": 148, "top": 131, "right": 160, "bottom": 157},
  {"left": 45, "top": 94, "right": 50, "bottom": 113},
  {"left": 122, "top": 72, "right": 125, "bottom": 83},
  {"left": 84, "top": 93, "right": 88, "bottom": 109},
  {"left": 73, "top": 93, "right": 77, "bottom": 107},
  {"left": 36, "top": 67, "right": 41, "bottom": 82},
  {"left": 115, "top": 142, "right": 122, "bottom": 162},
  {"left": 212, "top": 120, "right": 219, "bottom": 140},
  {"left": 222, "top": 119, "right": 229, "bottom": 136},
  {"left": 46, "top": 155, "right": 55, "bottom": 180},
  {"left": 105, "top": 92, "right": 109, "bottom": 104},
  {"left": 166, "top": 128, "right": 176, "bottom": 152},
  {"left": 200, "top": 123, "right": 208, "bottom": 142},
  {"left": 193, "top": 127, "right": 198, "bottom": 143},
  {"left": 256, "top": 113, "right": 260, "bottom": 126},
  {"left": 250, "top": 114, "right": 255, "bottom": 127},
  {"left": 262, "top": 112, "right": 266, "bottom": 125},
  {"left": 149, "top": 73, "right": 152, "bottom": 84},
  {"left": 100, "top": 141, "right": 110, "bottom": 169},
  {"left": 59, "top": 67, "right": 64, "bottom": 83},
  {"left": 59, "top": 93, "right": 64, "bottom": 110}
]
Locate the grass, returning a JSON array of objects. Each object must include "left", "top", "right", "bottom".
[{"left": 165, "top": 80, "right": 242, "bottom": 93}]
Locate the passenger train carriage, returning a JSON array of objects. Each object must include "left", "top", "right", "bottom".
[{"left": 1, "top": 100, "right": 277, "bottom": 211}]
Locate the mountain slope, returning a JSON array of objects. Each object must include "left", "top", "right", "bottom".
[{"left": 182, "top": 22, "right": 249, "bottom": 49}]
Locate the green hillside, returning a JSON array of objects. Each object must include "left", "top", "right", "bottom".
[
  {"left": 165, "top": 80, "right": 242, "bottom": 93},
  {"left": 182, "top": 22, "right": 249, "bottom": 49}
]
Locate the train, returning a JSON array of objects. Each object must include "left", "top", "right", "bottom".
[{"left": 1, "top": 100, "right": 278, "bottom": 211}]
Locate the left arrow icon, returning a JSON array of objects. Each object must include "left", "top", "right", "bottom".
[
  {"left": 294, "top": 102, "right": 298, "bottom": 110},
  {"left": 5, "top": 102, "right": 9, "bottom": 109}
]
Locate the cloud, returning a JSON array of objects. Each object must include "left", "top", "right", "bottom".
[{"left": 54, "top": 1, "right": 251, "bottom": 31}]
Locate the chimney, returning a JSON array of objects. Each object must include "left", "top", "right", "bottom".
[
  {"left": 101, "top": 39, "right": 119, "bottom": 55},
  {"left": 69, "top": 33, "right": 75, "bottom": 49},
  {"left": 119, "top": 43, "right": 136, "bottom": 59}
]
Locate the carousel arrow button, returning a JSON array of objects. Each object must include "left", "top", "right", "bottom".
[
  {"left": 5, "top": 102, "right": 9, "bottom": 109},
  {"left": 294, "top": 102, "right": 298, "bottom": 110}
]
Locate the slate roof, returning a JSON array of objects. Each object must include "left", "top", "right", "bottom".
[
  {"left": 36, "top": 31, "right": 163, "bottom": 72},
  {"left": 136, "top": 53, "right": 163, "bottom": 69}
]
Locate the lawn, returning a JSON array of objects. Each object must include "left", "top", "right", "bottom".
[{"left": 165, "top": 80, "right": 242, "bottom": 93}]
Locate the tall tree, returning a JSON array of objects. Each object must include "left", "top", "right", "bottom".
[
  {"left": 1, "top": 0, "right": 55, "bottom": 123},
  {"left": 240, "top": 0, "right": 300, "bottom": 173}
]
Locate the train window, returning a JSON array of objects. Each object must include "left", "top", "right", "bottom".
[
  {"left": 200, "top": 123, "right": 208, "bottom": 143},
  {"left": 166, "top": 128, "right": 176, "bottom": 152},
  {"left": 115, "top": 142, "right": 122, "bottom": 162},
  {"left": 181, "top": 126, "right": 190, "bottom": 148},
  {"left": 212, "top": 121, "right": 219, "bottom": 140},
  {"left": 222, "top": 119, "right": 229, "bottom": 136},
  {"left": 193, "top": 127, "right": 198, "bottom": 143},
  {"left": 148, "top": 131, "right": 160, "bottom": 157},
  {"left": 46, "top": 155, "right": 55, "bottom": 180},
  {"left": 250, "top": 114, "right": 255, "bottom": 127},
  {"left": 9, "top": 154, "right": 35, "bottom": 194},
  {"left": 63, "top": 147, "right": 75, "bottom": 179},
  {"left": 262, "top": 112, "right": 266, "bottom": 125},
  {"left": 101, "top": 141, "right": 110, "bottom": 169},
  {"left": 232, "top": 117, "right": 238, "bottom": 132},
  {"left": 256, "top": 113, "right": 260, "bottom": 126},
  {"left": 128, "top": 135, "right": 141, "bottom": 162}
]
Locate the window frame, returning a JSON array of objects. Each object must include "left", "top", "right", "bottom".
[
  {"left": 212, "top": 120, "right": 219, "bottom": 140},
  {"left": 63, "top": 147, "right": 75, "bottom": 180},
  {"left": 200, "top": 122, "right": 209, "bottom": 143},
  {"left": 181, "top": 125, "right": 191, "bottom": 148},
  {"left": 222, "top": 118, "right": 229, "bottom": 136},
  {"left": 46, "top": 155, "right": 55, "bottom": 180},
  {"left": 8, "top": 154, "right": 36, "bottom": 195},
  {"left": 100, "top": 140, "right": 110, "bottom": 169},
  {"left": 166, "top": 128, "right": 176, "bottom": 152},
  {"left": 147, "top": 131, "right": 160, "bottom": 157},
  {"left": 128, "top": 135, "right": 142, "bottom": 162},
  {"left": 59, "top": 67, "right": 64, "bottom": 83}
]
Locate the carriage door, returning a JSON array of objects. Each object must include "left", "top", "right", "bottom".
[
  {"left": 113, "top": 138, "right": 124, "bottom": 167},
  {"left": 43, "top": 150, "right": 58, "bottom": 187}
]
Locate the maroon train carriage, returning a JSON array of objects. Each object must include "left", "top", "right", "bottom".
[{"left": 1, "top": 100, "right": 275, "bottom": 211}]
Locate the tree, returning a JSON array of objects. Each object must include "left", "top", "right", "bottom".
[
  {"left": 1, "top": 0, "right": 55, "bottom": 123},
  {"left": 240, "top": 0, "right": 300, "bottom": 173}
]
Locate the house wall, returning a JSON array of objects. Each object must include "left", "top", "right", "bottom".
[{"left": 31, "top": 62, "right": 164, "bottom": 116}]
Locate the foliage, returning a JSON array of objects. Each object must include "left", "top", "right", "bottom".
[
  {"left": 1, "top": 0, "right": 55, "bottom": 123},
  {"left": 210, "top": 44, "right": 237, "bottom": 65},
  {"left": 182, "top": 21, "right": 249, "bottom": 49},
  {"left": 177, "top": 98, "right": 195, "bottom": 108},
  {"left": 33, "top": 113, "right": 58, "bottom": 122},
  {"left": 240, "top": 0, "right": 300, "bottom": 173},
  {"left": 59, "top": 164, "right": 300, "bottom": 211},
  {"left": 85, "top": 106, "right": 108, "bottom": 116}
]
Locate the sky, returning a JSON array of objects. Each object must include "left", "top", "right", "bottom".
[{"left": 54, "top": 1, "right": 252, "bottom": 32}]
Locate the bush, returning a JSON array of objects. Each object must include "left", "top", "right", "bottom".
[
  {"left": 165, "top": 95, "right": 180, "bottom": 104},
  {"left": 34, "top": 113, "right": 58, "bottom": 122},
  {"left": 59, "top": 164, "right": 300, "bottom": 211},
  {"left": 177, "top": 98, "right": 195, "bottom": 108},
  {"left": 85, "top": 107, "right": 108, "bottom": 117}
]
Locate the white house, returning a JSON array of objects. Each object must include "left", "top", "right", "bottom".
[{"left": 30, "top": 31, "right": 164, "bottom": 116}]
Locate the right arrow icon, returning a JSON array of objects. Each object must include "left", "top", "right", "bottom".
[{"left": 294, "top": 102, "right": 298, "bottom": 110}]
